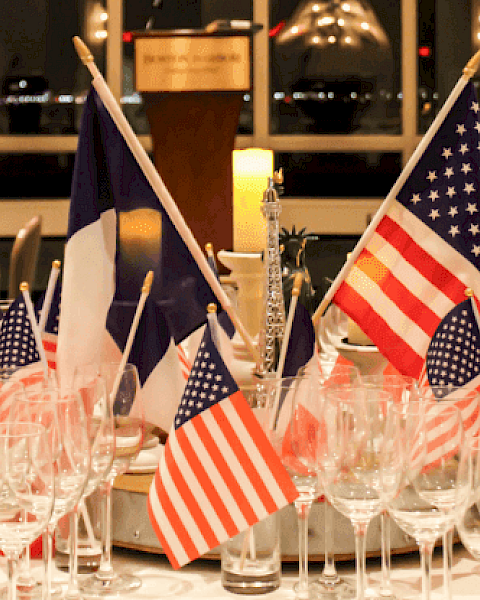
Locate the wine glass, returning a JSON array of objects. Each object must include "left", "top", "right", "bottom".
[
  {"left": 10, "top": 388, "right": 90, "bottom": 599},
  {"left": 417, "top": 385, "right": 480, "bottom": 600},
  {"left": 456, "top": 421, "right": 480, "bottom": 559},
  {"left": 79, "top": 362, "right": 145, "bottom": 596},
  {"left": 253, "top": 375, "right": 320, "bottom": 599},
  {"left": 0, "top": 422, "right": 54, "bottom": 600},
  {"left": 0, "top": 367, "right": 32, "bottom": 597},
  {"left": 1, "top": 365, "right": 57, "bottom": 599},
  {"left": 315, "top": 363, "right": 361, "bottom": 598},
  {"left": 361, "top": 374, "right": 419, "bottom": 599},
  {"left": 387, "top": 400, "right": 471, "bottom": 600},
  {"left": 61, "top": 373, "right": 115, "bottom": 600},
  {"left": 316, "top": 386, "right": 403, "bottom": 600}
]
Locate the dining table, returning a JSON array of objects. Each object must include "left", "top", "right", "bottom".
[{"left": 1, "top": 542, "right": 479, "bottom": 600}]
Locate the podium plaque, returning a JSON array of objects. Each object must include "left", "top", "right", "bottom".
[
  {"left": 135, "top": 35, "right": 249, "bottom": 93},
  {"left": 132, "top": 29, "right": 254, "bottom": 260}
]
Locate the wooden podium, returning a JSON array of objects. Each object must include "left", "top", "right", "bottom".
[{"left": 132, "top": 28, "right": 253, "bottom": 259}]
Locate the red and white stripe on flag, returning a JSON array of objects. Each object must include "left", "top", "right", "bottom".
[
  {"left": 424, "top": 402, "right": 465, "bottom": 470},
  {"left": 418, "top": 388, "right": 480, "bottom": 468},
  {"left": 147, "top": 390, "right": 298, "bottom": 569},
  {"left": 333, "top": 202, "right": 473, "bottom": 380},
  {"left": 0, "top": 364, "right": 52, "bottom": 421},
  {"left": 177, "top": 344, "right": 191, "bottom": 382},
  {"left": 42, "top": 332, "right": 57, "bottom": 371}
]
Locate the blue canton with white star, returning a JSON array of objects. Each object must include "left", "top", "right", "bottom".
[
  {"left": 174, "top": 323, "right": 239, "bottom": 429},
  {"left": 426, "top": 297, "right": 480, "bottom": 395},
  {"left": 0, "top": 296, "right": 40, "bottom": 368},
  {"left": 0, "top": 281, "right": 60, "bottom": 369},
  {"left": 396, "top": 83, "right": 480, "bottom": 267}
]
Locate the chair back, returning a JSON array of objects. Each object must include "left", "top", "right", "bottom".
[{"left": 8, "top": 215, "right": 42, "bottom": 299}]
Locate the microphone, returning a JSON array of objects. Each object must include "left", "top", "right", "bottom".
[{"left": 145, "top": 0, "right": 163, "bottom": 31}]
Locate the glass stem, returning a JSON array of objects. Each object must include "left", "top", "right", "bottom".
[
  {"left": 97, "top": 480, "right": 115, "bottom": 580},
  {"left": 443, "top": 528, "right": 453, "bottom": 600},
  {"left": 65, "top": 509, "right": 79, "bottom": 598},
  {"left": 323, "top": 500, "right": 339, "bottom": 580},
  {"left": 16, "top": 546, "right": 33, "bottom": 588},
  {"left": 380, "top": 511, "right": 392, "bottom": 596},
  {"left": 7, "top": 557, "right": 18, "bottom": 600},
  {"left": 419, "top": 540, "right": 435, "bottom": 600},
  {"left": 294, "top": 498, "right": 313, "bottom": 598},
  {"left": 42, "top": 526, "right": 54, "bottom": 600},
  {"left": 353, "top": 522, "right": 369, "bottom": 600},
  {"left": 17, "top": 509, "right": 35, "bottom": 589}
]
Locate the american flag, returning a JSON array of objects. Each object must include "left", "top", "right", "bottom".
[
  {"left": 0, "top": 296, "right": 41, "bottom": 371},
  {"left": 0, "top": 284, "right": 60, "bottom": 421},
  {"left": 332, "top": 80, "right": 480, "bottom": 388},
  {"left": 147, "top": 321, "right": 299, "bottom": 569},
  {"left": 420, "top": 296, "right": 480, "bottom": 391}
]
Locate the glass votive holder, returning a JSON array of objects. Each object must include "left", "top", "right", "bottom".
[
  {"left": 221, "top": 512, "right": 281, "bottom": 594},
  {"left": 55, "top": 489, "right": 102, "bottom": 573}
]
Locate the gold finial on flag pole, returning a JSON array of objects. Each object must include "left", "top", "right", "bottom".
[
  {"left": 463, "top": 49, "right": 480, "bottom": 79},
  {"left": 207, "top": 303, "right": 217, "bottom": 313},
  {"left": 465, "top": 288, "right": 474, "bottom": 297},
  {"left": 73, "top": 36, "right": 94, "bottom": 64},
  {"left": 142, "top": 270, "right": 154, "bottom": 294}
]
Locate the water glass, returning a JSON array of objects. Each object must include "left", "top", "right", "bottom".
[{"left": 221, "top": 512, "right": 281, "bottom": 595}]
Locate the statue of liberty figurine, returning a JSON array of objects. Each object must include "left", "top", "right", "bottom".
[{"left": 279, "top": 226, "right": 316, "bottom": 316}]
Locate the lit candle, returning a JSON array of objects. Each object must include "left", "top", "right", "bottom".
[{"left": 233, "top": 148, "right": 274, "bottom": 252}]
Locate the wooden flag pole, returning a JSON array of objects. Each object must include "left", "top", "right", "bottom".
[
  {"left": 206, "top": 302, "right": 221, "bottom": 354},
  {"left": 110, "top": 271, "right": 153, "bottom": 403},
  {"left": 312, "top": 48, "right": 480, "bottom": 328},
  {"left": 72, "top": 36, "right": 260, "bottom": 367},
  {"left": 205, "top": 242, "right": 218, "bottom": 272},
  {"left": 20, "top": 282, "right": 49, "bottom": 378},
  {"left": 265, "top": 272, "right": 305, "bottom": 432},
  {"left": 276, "top": 272, "right": 304, "bottom": 379},
  {"left": 38, "top": 259, "right": 61, "bottom": 333}
]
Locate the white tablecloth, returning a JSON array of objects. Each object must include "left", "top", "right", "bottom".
[{"left": 2, "top": 544, "right": 480, "bottom": 599}]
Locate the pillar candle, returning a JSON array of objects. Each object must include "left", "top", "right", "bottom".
[{"left": 233, "top": 148, "right": 274, "bottom": 252}]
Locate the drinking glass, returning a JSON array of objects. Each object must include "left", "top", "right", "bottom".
[
  {"left": 318, "top": 386, "right": 403, "bottom": 600},
  {"left": 62, "top": 373, "right": 114, "bottom": 600},
  {"left": 10, "top": 388, "right": 90, "bottom": 599},
  {"left": 0, "top": 422, "right": 54, "bottom": 600},
  {"left": 387, "top": 401, "right": 471, "bottom": 600},
  {"left": 79, "top": 362, "right": 145, "bottom": 596},
  {"left": 315, "top": 364, "right": 360, "bottom": 598},
  {"left": 254, "top": 375, "right": 320, "bottom": 599},
  {"left": 361, "top": 374, "right": 419, "bottom": 599}
]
